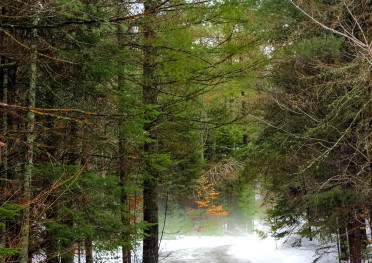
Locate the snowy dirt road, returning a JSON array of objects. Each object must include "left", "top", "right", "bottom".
[
  {"left": 158, "top": 235, "right": 338, "bottom": 263},
  {"left": 160, "top": 244, "right": 251, "bottom": 263},
  {"left": 91, "top": 233, "right": 338, "bottom": 262}
]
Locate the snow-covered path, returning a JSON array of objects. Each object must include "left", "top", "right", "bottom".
[
  {"left": 159, "top": 235, "right": 338, "bottom": 263},
  {"left": 90, "top": 232, "right": 338, "bottom": 262},
  {"left": 160, "top": 244, "right": 246, "bottom": 263}
]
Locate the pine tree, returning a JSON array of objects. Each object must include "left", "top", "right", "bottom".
[{"left": 250, "top": 1, "right": 372, "bottom": 262}]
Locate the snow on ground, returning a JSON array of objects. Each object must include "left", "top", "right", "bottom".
[
  {"left": 71, "top": 224, "right": 339, "bottom": 263},
  {"left": 228, "top": 235, "right": 336, "bottom": 263},
  {"left": 90, "top": 233, "right": 338, "bottom": 262},
  {"left": 159, "top": 234, "right": 338, "bottom": 263}
]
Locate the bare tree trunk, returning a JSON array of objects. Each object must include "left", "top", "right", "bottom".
[
  {"left": 61, "top": 122, "right": 81, "bottom": 263},
  {"left": 142, "top": 1, "right": 159, "bottom": 262},
  {"left": 45, "top": 205, "right": 59, "bottom": 263},
  {"left": 4, "top": 46, "right": 21, "bottom": 263},
  {"left": 0, "top": 52, "right": 9, "bottom": 251},
  {"left": 338, "top": 227, "right": 349, "bottom": 262},
  {"left": 118, "top": 133, "right": 132, "bottom": 263},
  {"left": 85, "top": 238, "right": 93, "bottom": 263},
  {"left": 241, "top": 92, "right": 248, "bottom": 146},
  {"left": 78, "top": 243, "right": 81, "bottom": 263},
  {"left": 117, "top": 12, "right": 132, "bottom": 263},
  {"left": 348, "top": 218, "right": 362, "bottom": 263},
  {"left": 60, "top": 218, "right": 74, "bottom": 263},
  {"left": 199, "top": 109, "right": 206, "bottom": 161},
  {"left": 19, "top": 14, "right": 37, "bottom": 263},
  {"left": 368, "top": 70, "right": 372, "bottom": 243},
  {"left": 119, "top": 138, "right": 132, "bottom": 263}
]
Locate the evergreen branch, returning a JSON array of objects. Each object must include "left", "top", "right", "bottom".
[
  {"left": 0, "top": 9, "right": 156, "bottom": 29},
  {"left": 296, "top": 99, "right": 370, "bottom": 175},
  {"left": 290, "top": 0, "right": 372, "bottom": 64},
  {"left": 0, "top": 29, "right": 75, "bottom": 64},
  {"left": 0, "top": 1, "right": 210, "bottom": 30}
]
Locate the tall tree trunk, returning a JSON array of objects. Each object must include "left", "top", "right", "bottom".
[
  {"left": 118, "top": 123, "right": 132, "bottom": 263},
  {"left": 45, "top": 205, "right": 59, "bottom": 263},
  {"left": 241, "top": 91, "right": 248, "bottom": 146},
  {"left": 119, "top": 137, "right": 132, "bottom": 263},
  {"left": 0, "top": 6, "right": 18, "bottom": 262},
  {"left": 142, "top": 1, "right": 159, "bottom": 262},
  {"left": 77, "top": 242, "right": 81, "bottom": 263},
  {"left": 85, "top": 238, "right": 93, "bottom": 263},
  {"left": 117, "top": 14, "right": 132, "bottom": 263},
  {"left": 61, "top": 122, "right": 81, "bottom": 263},
  {"left": 338, "top": 227, "right": 349, "bottom": 262},
  {"left": 199, "top": 99, "right": 207, "bottom": 161},
  {"left": 60, "top": 218, "right": 74, "bottom": 263},
  {"left": 19, "top": 15, "right": 37, "bottom": 263},
  {"left": 5, "top": 44, "right": 21, "bottom": 263},
  {"left": 118, "top": 122, "right": 132, "bottom": 263},
  {"left": 347, "top": 218, "right": 362, "bottom": 263},
  {"left": 42, "top": 88, "right": 60, "bottom": 263},
  {"left": 0, "top": 54, "right": 9, "bottom": 251},
  {"left": 368, "top": 69, "right": 372, "bottom": 243}
]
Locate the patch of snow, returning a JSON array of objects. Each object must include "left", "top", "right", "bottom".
[{"left": 228, "top": 235, "right": 337, "bottom": 263}]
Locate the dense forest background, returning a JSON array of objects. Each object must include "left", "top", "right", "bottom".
[{"left": 0, "top": 0, "right": 371, "bottom": 263}]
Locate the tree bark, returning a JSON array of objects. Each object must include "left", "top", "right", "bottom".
[
  {"left": 0, "top": 54, "right": 9, "bottom": 251},
  {"left": 4, "top": 40, "right": 21, "bottom": 263},
  {"left": 368, "top": 69, "right": 372, "bottom": 244},
  {"left": 118, "top": 136, "right": 132, "bottom": 263},
  {"left": 117, "top": 11, "right": 132, "bottom": 262},
  {"left": 61, "top": 122, "right": 81, "bottom": 263},
  {"left": 45, "top": 206, "right": 59, "bottom": 263},
  {"left": 199, "top": 109, "right": 206, "bottom": 161},
  {"left": 19, "top": 14, "right": 38, "bottom": 263},
  {"left": 338, "top": 227, "right": 348, "bottom": 262},
  {"left": 142, "top": 1, "right": 159, "bottom": 262},
  {"left": 85, "top": 238, "right": 93, "bottom": 263},
  {"left": 241, "top": 92, "right": 248, "bottom": 146},
  {"left": 347, "top": 218, "right": 362, "bottom": 263}
]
